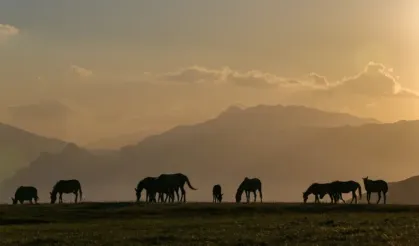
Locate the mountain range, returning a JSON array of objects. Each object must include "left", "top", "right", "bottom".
[{"left": 1, "top": 104, "right": 419, "bottom": 204}]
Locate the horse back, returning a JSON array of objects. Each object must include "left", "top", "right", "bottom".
[{"left": 15, "top": 186, "right": 37, "bottom": 200}]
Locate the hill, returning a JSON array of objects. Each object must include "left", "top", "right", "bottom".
[
  {"left": 84, "top": 129, "right": 160, "bottom": 150},
  {"left": 0, "top": 123, "right": 67, "bottom": 183},
  {"left": 4, "top": 104, "right": 410, "bottom": 203},
  {"left": 343, "top": 175, "right": 419, "bottom": 205}
]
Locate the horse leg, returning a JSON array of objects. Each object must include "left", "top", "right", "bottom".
[
  {"left": 253, "top": 191, "right": 257, "bottom": 202},
  {"left": 175, "top": 188, "right": 180, "bottom": 202},
  {"left": 74, "top": 192, "right": 78, "bottom": 203},
  {"left": 259, "top": 189, "right": 263, "bottom": 203},
  {"left": 383, "top": 191, "right": 387, "bottom": 204},
  {"left": 59, "top": 193, "right": 63, "bottom": 204},
  {"left": 377, "top": 192, "right": 382, "bottom": 204},
  {"left": 367, "top": 192, "right": 371, "bottom": 204},
  {"left": 180, "top": 187, "right": 186, "bottom": 203}
]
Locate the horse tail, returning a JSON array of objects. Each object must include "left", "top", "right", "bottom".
[
  {"left": 185, "top": 176, "right": 197, "bottom": 190},
  {"left": 357, "top": 183, "right": 362, "bottom": 199}
]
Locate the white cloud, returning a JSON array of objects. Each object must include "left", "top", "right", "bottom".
[
  {"left": 158, "top": 62, "right": 419, "bottom": 98},
  {"left": 0, "top": 24, "right": 19, "bottom": 42},
  {"left": 160, "top": 66, "right": 298, "bottom": 89},
  {"left": 70, "top": 65, "right": 93, "bottom": 78},
  {"left": 328, "top": 62, "right": 418, "bottom": 98}
]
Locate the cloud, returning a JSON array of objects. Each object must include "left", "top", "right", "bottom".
[
  {"left": 160, "top": 66, "right": 297, "bottom": 89},
  {"left": 329, "top": 62, "right": 418, "bottom": 98},
  {"left": 0, "top": 24, "right": 19, "bottom": 41},
  {"left": 158, "top": 62, "right": 418, "bottom": 98},
  {"left": 70, "top": 65, "right": 93, "bottom": 78}
]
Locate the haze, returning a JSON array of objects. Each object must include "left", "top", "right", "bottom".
[{"left": 0, "top": 1, "right": 418, "bottom": 145}]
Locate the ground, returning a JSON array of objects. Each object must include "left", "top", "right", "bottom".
[{"left": 1, "top": 202, "right": 419, "bottom": 245}]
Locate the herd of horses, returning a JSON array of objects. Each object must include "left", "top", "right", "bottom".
[{"left": 9, "top": 173, "right": 388, "bottom": 205}]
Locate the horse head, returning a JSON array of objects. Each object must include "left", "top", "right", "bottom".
[
  {"left": 219, "top": 193, "right": 224, "bottom": 202},
  {"left": 135, "top": 187, "right": 142, "bottom": 202},
  {"left": 50, "top": 192, "right": 57, "bottom": 204},
  {"left": 11, "top": 197, "right": 17, "bottom": 205},
  {"left": 302, "top": 192, "right": 309, "bottom": 203},
  {"left": 235, "top": 190, "right": 242, "bottom": 203}
]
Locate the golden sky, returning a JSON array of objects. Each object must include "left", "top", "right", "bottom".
[{"left": 0, "top": 0, "right": 418, "bottom": 144}]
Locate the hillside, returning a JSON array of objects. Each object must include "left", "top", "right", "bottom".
[
  {"left": 343, "top": 175, "right": 419, "bottom": 205},
  {"left": 85, "top": 129, "right": 161, "bottom": 150},
  {"left": 4, "top": 104, "right": 409, "bottom": 203},
  {"left": 0, "top": 123, "right": 67, "bottom": 182}
]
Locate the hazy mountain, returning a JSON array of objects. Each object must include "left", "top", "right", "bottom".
[
  {"left": 344, "top": 175, "right": 419, "bottom": 205},
  {"left": 0, "top": 123, "right": 67, "bottom": 182},
  {"left": 85, "top": 129, "right": 161, "bottom": 150},
  {"left": 5, "top": 104, "right": 409, "bottom": 203}
]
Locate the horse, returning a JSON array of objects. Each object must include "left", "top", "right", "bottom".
[
  {"left": 362, "top": 176, "right": 388, "bottom": 204},
  {"left": 135, "top": 177, "right": 160, "bottom": 203},
  {"left": 235, "top": 177, "right": 263, "bottom": 203},
  {"left": 155, "top": 173, "right": 197, "bottom": 203},
  {"left": 303, "top": 182, "right": 336, "bottom": 203},
  {"left": 212, "top": 184, "right": 223, "bottom": 203},
  {"left": 50, "top": 179, "right": 83, "bottom": 204},
  {"left": 11, "top": 186, "right": 39, "bottom": 205},
  {"left": 328, "top": 180, "right": 362, "bottom": 204}
]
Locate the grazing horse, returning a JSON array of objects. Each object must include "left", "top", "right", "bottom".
[
  {"left": 328, "top": 180, "right": 362, "bottom": 204},
  {"left": 235, "top": 177, "right": 263, "bottom": 203},
  {"left": 212, "top": 184, "right": 223, "bottom": 203},
  {"left": 363, "top": 176, "right": 388, "bottom": 204},
  {"left": 11, "top": 186, "right": 39, "bottom": 205},
  {"left": 303, "top": 182, "right": 336, "bottom": 203},
  {"left": 156, "top": 173, "right": 197, "bottom": 203},
  {"left": 50, "top": 179, "right": 83, "bottom": 204},
  {"left": 135, "top": 177, "right": 160, "bottom": 203}
]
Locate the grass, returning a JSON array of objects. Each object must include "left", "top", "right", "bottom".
[{"left": 2, "top": 202, "right": 419, "bottom": 245}]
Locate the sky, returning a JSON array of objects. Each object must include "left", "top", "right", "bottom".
[{"left": 0, "top": 0, "right": 419, "bottom": 144}]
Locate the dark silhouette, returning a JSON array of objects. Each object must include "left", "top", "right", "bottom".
[
  {"left": 155, "top": 173, "right": 197, "bottom": 203},
  {"left": 303, "top": 182, "right": 337, "bottom": 203},
  {"left": 328, "top": 180, "right": 362, "bottom": 204},
  {"left": 235, "top": 177, "right": 263, "bottom": 203},
  {"left": 11, "top": 186, "right": 39, "bottom": 204},
  {"left": 363, "top": 176, "right": 388, "bottom": 204},
  {"left": 50, "top": 179, "right": 83, "bottom": 204},
  {"left": 135, "top": 177, "right": 158, "bottom": 203},
  {"left": 212, "top": 184, "right": 223, "bottom": 203}
]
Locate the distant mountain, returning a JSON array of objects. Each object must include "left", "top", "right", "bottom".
[
  {"left": 85, "top": 129, "right": 161, "bottom": 150},
  {"left": 345, "top": 175, "right": 419, "bottom": 204},
  {"left": 8, "top": 104, "right": 416, "bottom": 203},
  {"left": 0, "top": 123, "right": 67, "bottom": 182}
]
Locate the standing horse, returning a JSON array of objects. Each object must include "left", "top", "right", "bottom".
[
  {"left": 362, "top": 176, "right": 388, "bottom": 204},
  {"left": 235, "top": 177, "right": 263, "bottom": 203},
  {"left": 11, "top": 186, "right": 39, "bottom": 205},
  {"left": 212, "top": 184, "right": 223, "bottom": 203},
  {"left": 50, "top": 179, "right": 83, "bottom": 204},
  {"left": 135, "top": 177, "right": 160, "bottom": 203},
  {"left": 303, "top": 183, "right": 335, "bottom": 203},
  {"left": 156, "top": 173, "right": 197, "bottom": 203},
  {"left": 328, "top": 180, "right": 362, "bottom": 204}
]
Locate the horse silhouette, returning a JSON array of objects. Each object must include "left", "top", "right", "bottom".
[
  {"left": 155, "top": 173, "right": 197, "bottom": 203},
  {"left": 324, "top": 181, "right": 362, "bottom": 204},
  {"left": 362, "top": 176, "right": 388, "bottom": 204},
  {"left": 135, "top": 177, "right": 161, "bottom": 203},
  {"left": 11, "top": 186, "right": 39, "bottom": 205},
  {"left": 303, "top": 182, "right": 337, "bottom": 203},
  {"left": 50, "top": 179, "right": 83, "bottom": 204},
  {"left": 235, "top": 177, "right": 263, "bottom": 203},
  {"left": 212, "top": 184, "right": 223, "bottom": 203}
]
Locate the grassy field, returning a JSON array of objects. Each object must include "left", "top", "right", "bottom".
[{"left": 2, "top": 202, "right": 419, "bottom": 245}]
